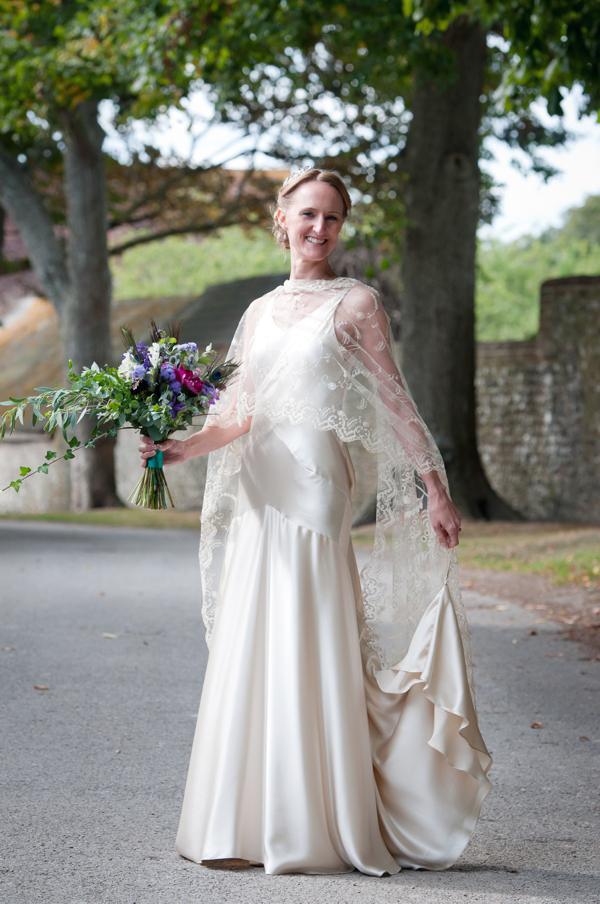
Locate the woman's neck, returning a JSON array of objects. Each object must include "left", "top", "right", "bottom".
[{"left": 288, "top": 257, "right": 338, "bottom": 281}]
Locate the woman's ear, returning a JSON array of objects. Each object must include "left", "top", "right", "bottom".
[{"left": 276, "top": 208, "right": 286, "bottom": 231}]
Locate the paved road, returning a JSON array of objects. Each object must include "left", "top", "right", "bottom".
[{"left": 1, "top": 521, "right": 598, "bottom": 904}]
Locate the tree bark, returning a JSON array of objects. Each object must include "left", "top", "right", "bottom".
[
  {"left": 0, "top": 147, "right": 71, "bottom": 309},
  {"left": 401, "top": 18, "right": 517, "bottom": 519},
  {"left": 61, "top": 102, "right": 120, "bottom": 509}
]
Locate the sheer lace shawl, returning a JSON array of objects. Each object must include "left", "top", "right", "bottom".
[{"left": 199, "top": 277, "right": 475, "bottom": 703}]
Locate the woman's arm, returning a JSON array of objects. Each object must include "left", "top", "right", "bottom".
[
  {"left": 138, "top": 416, "right": 252, "bottom": 467},
  {"left": 337, "top": 286, "right": 461, "bottom": 549}
]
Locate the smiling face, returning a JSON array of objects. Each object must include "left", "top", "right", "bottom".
[{"left": 277, "top": 180, "right": 346, "bottom": 268}]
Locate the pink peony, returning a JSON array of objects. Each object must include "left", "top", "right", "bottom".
[{"left": 174, "top": 366, "right": 204, "bottom": 395}]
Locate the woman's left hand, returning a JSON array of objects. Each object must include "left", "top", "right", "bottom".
[{"left": 422, "top": 472, "right": 462, "bottom": 549}]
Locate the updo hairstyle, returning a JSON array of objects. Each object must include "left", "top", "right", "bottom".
[{"left": 272, "top": 168, "right": 352, "bottom": 250}]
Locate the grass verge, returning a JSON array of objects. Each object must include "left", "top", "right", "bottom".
[
  {"left": 352, "top": 520, "right": 600, "bottom": 589},
  {"left": 0, "top": 507, "right": 202, "bottom": 530}
]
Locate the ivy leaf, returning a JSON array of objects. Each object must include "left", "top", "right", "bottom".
[
  {"left": 45, "top": 450, "right": 57, "bottom": 461},
  {"left": 9, "top": 480, "right": 21, "bottom": 492},
  {"left": 19, "top": 466, "right": 32, "bottom": 477},
  {"left": 37, "top": 463, "right": 49, "bottom": 475}
]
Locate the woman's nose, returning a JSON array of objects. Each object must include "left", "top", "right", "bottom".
[{"left": 312, "top": 216, "right": 327, "bottom": 234}]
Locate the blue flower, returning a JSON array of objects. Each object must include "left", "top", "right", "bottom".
[
  {"left": 170, "top": 380, "right": 182, "bottom": 394},
  {"left": 161, "top": 363, "right": 175, "bottom": 382}
]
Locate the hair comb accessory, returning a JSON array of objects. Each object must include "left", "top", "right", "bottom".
[{"left": 282, "top": 165, "right": 315, "bottom": 186}]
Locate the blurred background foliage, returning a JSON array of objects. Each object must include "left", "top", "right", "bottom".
[
  {"left": 476, "top": 195, "right": 600, "bottom": 341},
  {"left": 110, "top": 193, "right": 600, "bottom": 344}
]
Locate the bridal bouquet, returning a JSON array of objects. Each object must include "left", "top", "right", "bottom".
[{"left": 0, "top": 321, "right": 237, "bottom": 509}]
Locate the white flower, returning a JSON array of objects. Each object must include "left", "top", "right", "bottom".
[
  {"left": 118, "top": 350, "right": 136, "bottom": 380},
  {"left": 148, "top": 342, "right": 162, "bottom": 368}
]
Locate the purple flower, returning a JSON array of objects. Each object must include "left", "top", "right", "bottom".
[
  {"left": 136, "top": 343, "right": 151, "bottom": 368},
  {"left": 175, "top": 342, "right": 197, "bottom": 353},
  {"left": 170, "top": 380, "right": 182, "bottom": 394},
  {"left": 131, "top": 364, "right": 147, "bottom": 388},
  {"left": 170, "top": 401, "right": 186, "bottom": 419},
  {"left": 161, "top": 363, "right": 175, "bottom": 382}
]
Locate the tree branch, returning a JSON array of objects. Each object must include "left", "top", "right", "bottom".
[
  {"left": 107, "top": 151, "right": 261, "bottom": 229},
  {"left": 108, "top": 213, "right": 248, "bottom": 255},
  {"left": 0, "top": 146, "right": 71, "bottom": 309}
]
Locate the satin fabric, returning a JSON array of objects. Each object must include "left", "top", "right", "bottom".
[{"left": 175, "top": 416, "right": 492, "bottom": 874}]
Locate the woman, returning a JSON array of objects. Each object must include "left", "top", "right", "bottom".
[{"left": 139, "top": 168, "right": 492, "bottom": 876}]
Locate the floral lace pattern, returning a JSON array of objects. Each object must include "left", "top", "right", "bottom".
[{"left": 199, "top": 278, "right": 476, "bottom": 706}]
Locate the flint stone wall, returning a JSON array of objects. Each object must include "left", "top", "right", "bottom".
[{"left": 475, "top": 276, "right": 600, "bottom": 522}]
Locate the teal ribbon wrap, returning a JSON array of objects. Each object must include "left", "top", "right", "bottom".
[{"left": 147, "top": 450, "right": 164, "bottom": 469}]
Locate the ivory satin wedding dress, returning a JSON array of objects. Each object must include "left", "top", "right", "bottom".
[{"left": 175, "top": 278, "right": 492, "bottom": 875}]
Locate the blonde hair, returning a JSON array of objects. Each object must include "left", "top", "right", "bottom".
[{"left": 272, "top": 168, "right": 352, "bottom": 249}]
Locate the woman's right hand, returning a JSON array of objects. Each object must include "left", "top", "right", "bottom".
[{"left": 139, "top": 435, "right": 188, "bottom": 468}]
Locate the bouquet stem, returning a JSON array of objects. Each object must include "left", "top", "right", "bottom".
[{"left": 128, "top": 450, "right": 175, "bottom": 509}]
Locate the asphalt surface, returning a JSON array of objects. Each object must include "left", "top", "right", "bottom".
[{"left": 1, "top": 521, "right": 598, "bottom": 904}]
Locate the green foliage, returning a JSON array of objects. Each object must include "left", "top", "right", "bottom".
[
  {"left": 112, "top": 227, "right": 285, "bottom": 299},
  {"left": 560, "top": 194, "right": 600, "bottom": 245},
  {"left": 485, "top": 0, "right": 600, "bottom": 116},
  {"left": 0, "top": 0, "right": 228, "bottom": 140},
  {"left": 476, "top": 220, "right": 600, "bottom": 342}
]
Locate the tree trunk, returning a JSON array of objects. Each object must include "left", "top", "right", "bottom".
[
  {"left": 0, "top": 147, "right": 71, "bottom": 308},
  {"left": 62, "top": 102, "right": 121, "bottom": 509},
  {"left": 401, "top": 18, "right": 516, "bottom": 519}
]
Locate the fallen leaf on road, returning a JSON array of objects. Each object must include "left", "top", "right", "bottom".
[
  {"left": 34, "top": 685, "right": 50, "bottom": 691},
  {"left": 527, "top": 630, "right": 538, "bottom": 635},
  {"left": 494, "top": 604, "right": 509, "bottom": 611},
  {"left": 102, "top": 633, "right": 118, "bottom": 639},
  {"left": 579, "top": 736, "right": 590, "bottom": 741},
  {"left": 2, "top": 647, "right": 14, "bottom": 652},
  {"left": 531, "top": 721, "right": 543, "bottom": 728}
]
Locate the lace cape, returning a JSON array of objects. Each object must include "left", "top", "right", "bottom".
[{"left": 199, "top": 277, "right": 475, "bottom": 703}]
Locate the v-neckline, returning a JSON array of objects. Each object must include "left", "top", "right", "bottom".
[{"left": 270, "top": 291, "right": 339, "bottom": 333}]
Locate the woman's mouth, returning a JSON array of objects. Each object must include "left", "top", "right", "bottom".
[{"left": 306, "top": 236, "right": 327, "bottom": 245}]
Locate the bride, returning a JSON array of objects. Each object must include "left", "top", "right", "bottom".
[{"left": 139, "top": 168, "right": 492, "bottom": 876}]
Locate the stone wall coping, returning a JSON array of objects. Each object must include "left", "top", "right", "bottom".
[
  {"left": 541, "top": 275, "right": 600, "bottom": 289},
  {"left": 1, "top": 431, "right": 52, "bottom": 443}
]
